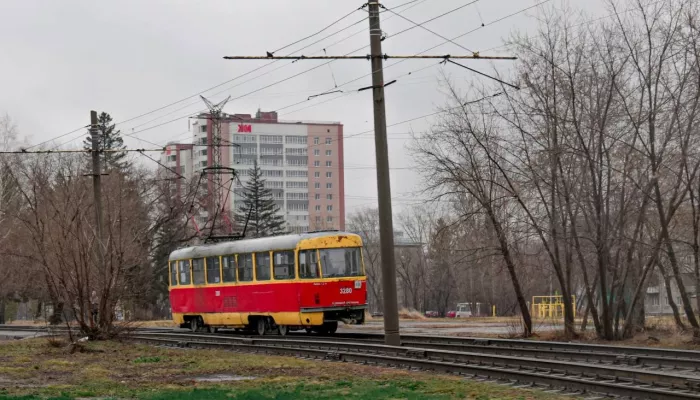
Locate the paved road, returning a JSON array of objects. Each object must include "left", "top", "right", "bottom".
[{"left": 0, "top": 330, "right": 49, "bottom": 340}]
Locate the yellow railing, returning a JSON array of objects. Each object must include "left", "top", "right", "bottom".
[{"left": 531, "top": 295, "right": 576, "bottom": 319}]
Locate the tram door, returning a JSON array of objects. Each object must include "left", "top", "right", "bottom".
[
  {"left": 221, "top": 255, "right": 242, "bottom": 325},
  {"left": 273, "top": 251, "right": 299, "bottom": 317}
]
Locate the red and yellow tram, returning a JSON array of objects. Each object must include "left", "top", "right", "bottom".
[{"left": 168, "top": 231, "right": 367, "bottom": 335}]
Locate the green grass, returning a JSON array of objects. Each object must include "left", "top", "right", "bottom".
[{"left": 0, "top": 381, "right": 541, "bottom": 400}]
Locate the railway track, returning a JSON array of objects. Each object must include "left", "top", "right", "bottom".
[
  {"left": 4, "top": 324, "right": 700, "bottom": 398},
  {"left": 128, "top": 331, "right": 700, "bottom": 400},
  {"left": 4, "top": 325, "right": 700, "bottom": 370}
]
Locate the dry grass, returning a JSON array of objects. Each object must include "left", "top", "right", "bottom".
[
  {"left": 0, "top": 337, "right": 576, "bottom": 400},
  {"left": 398, "top": 308, "right": 426, "bottom": 320}
]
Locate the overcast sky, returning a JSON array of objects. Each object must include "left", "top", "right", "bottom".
[{"left": 0, "top": 0, "right": 605, "bottom": 217}]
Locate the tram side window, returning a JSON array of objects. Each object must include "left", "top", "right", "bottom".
[
  {"left": 299, "top": 250, "right": 319, "bottom": 279},
  {"left": 255, "top": 252, "right": 271, "bottom": 281},
  {"left": 238, "top": 254, "right": 253, "bottom": 282},
  {"left": 192, "top": 258, "right": 205, "bottom": 284},
  {"left": 273, "top": 250, "right": 295, "bottom": 280},
  {"left": 178, "top": 260, "right": 191, "bottom": 285},
  {"left": 222, "top": 255, "right": 236, "bottom": 283},
  {"left": 206, "top": 257, "right": 221, "bottom": 284},
  {"left": 170, "top": 262, "right": 178, "bottom": 286}
]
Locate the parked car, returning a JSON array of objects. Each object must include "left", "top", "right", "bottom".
[
  {"left": 446, "top": 310, "right": 456, "bottom": 318},
  {"left": 424, "top": 311, "right": 439, "bottom": 318}
]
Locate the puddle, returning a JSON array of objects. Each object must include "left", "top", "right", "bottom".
[{"left": 193, "top": 374, "right": 255, "bottom": 382}]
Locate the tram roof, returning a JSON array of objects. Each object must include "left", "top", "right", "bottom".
[{"left": 169, "top": 231, "right": 360, "bottom": 261}]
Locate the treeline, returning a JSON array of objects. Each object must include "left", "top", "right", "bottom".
[
  {"left": 404, "top": 0, "right": 699, "bottom": 340},
  {"left": 0, "top": 113, "right": 195, "bottom": 337}
]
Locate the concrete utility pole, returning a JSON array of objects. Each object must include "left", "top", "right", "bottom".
[
  {"left": 367, "top": 0, "right": 401, "bottom": 346},
  {"left": 90, "top": 110, "right": 106, "bottom": 325},
  {"left": 221, "top": 1, "right": 517, "bottom": 347}
]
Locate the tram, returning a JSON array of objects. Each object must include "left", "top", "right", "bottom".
[{"left": 168, "top": 231, "right": 367, "bottom": 335}]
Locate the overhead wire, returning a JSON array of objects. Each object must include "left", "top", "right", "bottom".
[
  {"left": 111, "top": 4, "right": 368, "bottom": 130},
  {"left": 117, "top": 1, "right": 431, "bottom": 135},
  {"left": 120, "top": 0, "right": 441, "bottom": 140}
]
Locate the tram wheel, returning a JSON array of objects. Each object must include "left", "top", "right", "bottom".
[
  {"left": 190, "top": 317, "right": 200, "bottom": 333},
  {"left": 305, "top": 327, "right": 313, "bottom": 334},
  {"left": 207, "top": 326, "right": 218, "bottom": 334},
  {"left": 278, "top": 325, "right": 288, "bottom": 336},
  {"left": 326, "top": 321, "right": 338, "bottom": 334},
  {"left": 256, "top": 318, "right": 266, "bottom": 336}
]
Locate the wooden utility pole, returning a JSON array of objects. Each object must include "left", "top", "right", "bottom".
[
  {"left": 90, "top": 110, "right": 106, "bottom": 325},
  {"left": 367, "top": 0, "right": 400, "bottom": 346}
]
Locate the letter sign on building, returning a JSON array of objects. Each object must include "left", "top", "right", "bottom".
[{"left": 237, "top": 124, "right": 252, "bottom": 133}]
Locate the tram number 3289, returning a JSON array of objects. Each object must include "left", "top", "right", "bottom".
[{"left": 340, "top": 288, "right": 353, "bottom": 294}]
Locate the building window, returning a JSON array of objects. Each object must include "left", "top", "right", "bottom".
[
  {"left": 325, "top": 137, "right": 332, "bottom": 145},
  {"left": 326, "top": 182, "right": 332, "bottom": 189},
  {"left": 327, "top": 216, "right": 333, "bottom": 222},
  {"left": 314, "top": 161, "right": 320, "bottom": 167},
  {"left": 262, "top": 170, "right": 283, "bottom": 177},
  {"left": 315, "top": 194, "right": 321, "bottom": 200},
  {"left": 314, "top": 171, "right": 320, "bottom": 178},
  {"left": 316, "top": 216, "right": 321, "bottom": 223},
  {"left": 200, "top": 125, "right": 207, "bottom": 133},
  {"left": 286, "top": 170, "right": 308, "bottom": 178},
  {"left": 326, "top": 171, "right": 332, "bottom": 178},
  {"left": 327, "top": 194, "right": 333, "bottom": 200},
  {"left": 314, "top": 149, "right": 320, "bottom": 156},
  {"left": 314, "top": 182, "right": 320, "bottom": 189},
  {"left": 327, "top": 205, "right": 333, "bottom": 211},
  {"left": 264, "top": 181, "right": 284, "bottom": 189},
  {"left": 315, "top": 205, "right": 321, "bottom": 211},
  {"left": 314, "top": 137, "right": 319, "bottom": 145},
  {"left": 286, "top": 158, "right": 308, "bottom": 166},
  {"left": 326, "top": 150, "right": 331, "bottom": 156},
  {"left": 167, "top": 155, "right": 176, "bottom": 162},
  {"left": 287, "top": 181, "right": 308, "bottom": 189},
  {"left": 326, "top": 161, "right": 332, "bottom": 167},
  {"left": 286, "top": 192, "right": 309, "bottom": 200},
  {"left": 285, "top": 135, "right": 307, "bottom": 145},
  {"left": 648, "top": 293, "right": 660, "bottom": 306},
  {"left": 260, "top": 135, "right": 283, "bottom": 144}
]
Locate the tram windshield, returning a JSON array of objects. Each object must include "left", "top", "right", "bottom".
[{"left": 319, "top": 247, "right": 363, "bottom": 278}]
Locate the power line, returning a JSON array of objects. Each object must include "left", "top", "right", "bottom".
[
  {"left": 274, "top": 0, "right": 531, "bottom": 122},
  {"left": 135, "top": 1, "right": 431, "bottom": 132},
  {"left": 268, "top": 5, "right": 366, "bottom": 55},
  {"left": 24, "top": 125, "right": 89, "bottom": 151},
  {"left": 110, "top": 5, "right": 368, "bottom": 130},
  {"left": 120, "top": 0, "right": 525, "bottom": 152},
  {"left": 381, "top": 1, "right": 479, "bottom": 54},
  {"left": 122, "top": 0, "right": 468, "bottom": 139},
  {"left": 124, "top": 16, "right": 372, "bottom": 132}
]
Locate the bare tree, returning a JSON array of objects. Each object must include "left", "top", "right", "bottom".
[
  {"left": 347, "top": 207, "right": 383, "bottom": 313},
  {"left": 412, "top": 91, "right": 534, "bottom": 336}
]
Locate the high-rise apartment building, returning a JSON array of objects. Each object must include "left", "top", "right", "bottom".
[{"left": 159, "top": 110, "right": 345, "bottom": 233}]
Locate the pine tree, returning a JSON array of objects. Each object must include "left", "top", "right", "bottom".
[
  {"left": 83, "top": 112, "right": 130, "bottom": 172},
  {"left": 235, "top": 162, "right": 286, "bottom": 238}
]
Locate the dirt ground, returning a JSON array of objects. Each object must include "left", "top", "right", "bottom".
[{"left": 0, "top": 337, "right": 574, "bottom": 399}]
